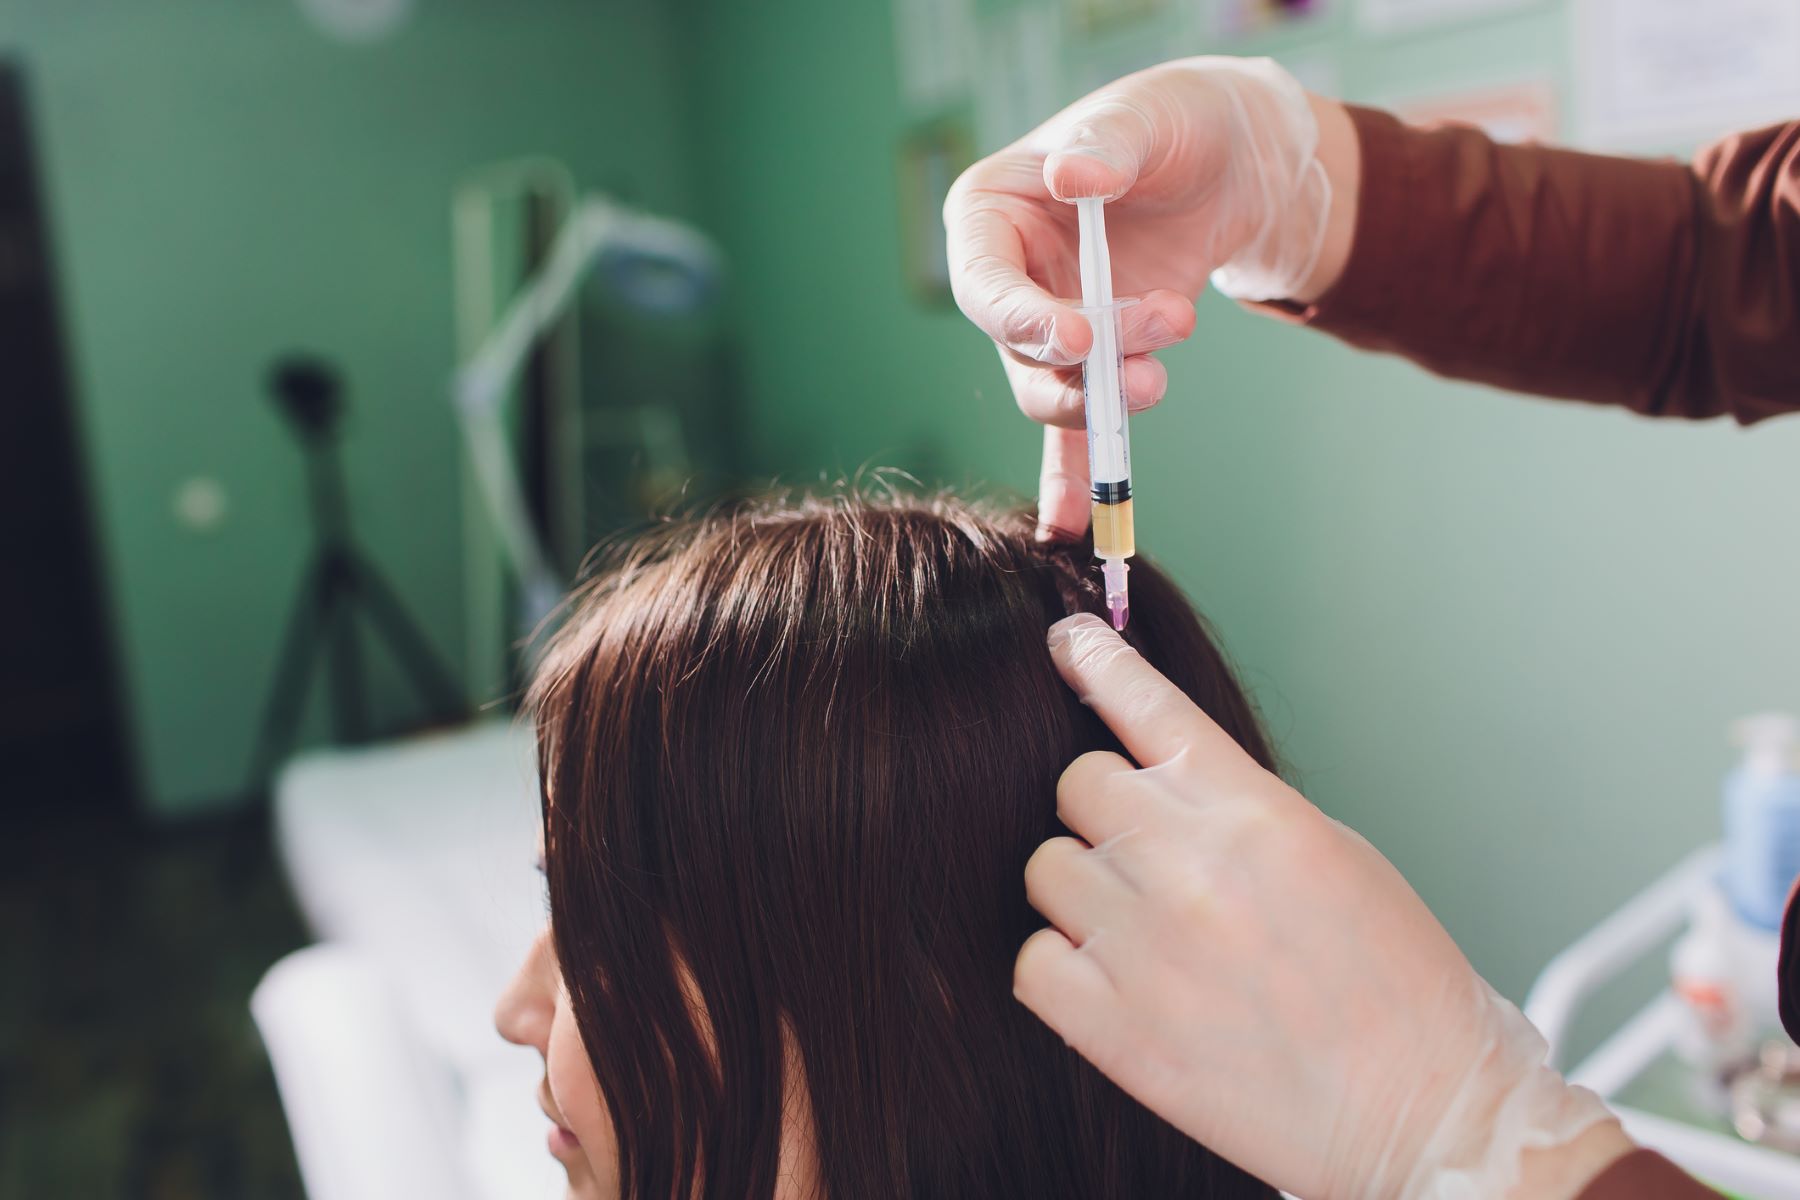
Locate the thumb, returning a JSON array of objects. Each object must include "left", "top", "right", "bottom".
[
  {"left": 1042, "top": 92, "right": 1159, "bottom": 201},
  {"left": 1047, "top": 613, "right": 1263, "bottom": 782}
]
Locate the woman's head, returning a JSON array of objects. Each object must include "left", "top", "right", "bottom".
[{"left": 498, "top": 491, "right": 1277, "bottom": 1199}]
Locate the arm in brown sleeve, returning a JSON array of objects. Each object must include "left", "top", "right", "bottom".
[
  {"left": 1577, "top": 1149, "right": 1723, "bottom": 1199},
  {"left": 1269, "top": 107, "right": 1800, "bottom": 423}
]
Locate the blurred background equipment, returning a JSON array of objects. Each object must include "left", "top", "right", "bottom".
[
  {"left": 247, "top": 356, "right": 468, "bottom": 789},
  {"left": 3, "top": 5, "right": 721, "bottom": 1193},
  {"left": 247, "top": 170, "right": 722, "bottom": 1200},
  {"left": 450, "top": 164, "right": 721, "bottom": 690}
]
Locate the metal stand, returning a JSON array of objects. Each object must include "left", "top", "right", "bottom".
[{"left": 248, "top": 359, "right": 466, "bottom": 790}]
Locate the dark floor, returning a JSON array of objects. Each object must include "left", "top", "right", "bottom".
[{"left": 0, "top": 805, "right": 311, "bottom": 1199}]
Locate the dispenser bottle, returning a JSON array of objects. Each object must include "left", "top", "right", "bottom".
[
  {"left": 1670, "top": 888, "right": 1752, "bottom": 1087},
  {"left": 1722, "top": 713, "right": 1800, "bottom": 931}
]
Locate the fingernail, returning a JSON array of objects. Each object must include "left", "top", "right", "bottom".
[
  {"left": 1058, "top": 130, "right": 1131, "bottom": 177},
  {"left": 1142, "top": 313, "right": 1174, "bottom": 344},
  {"left": 1046, "top": 159, "right": 1127, "bottom": 203},
  {"left": 1033, "top": 524, "right": 1056, "bottom": 543}
]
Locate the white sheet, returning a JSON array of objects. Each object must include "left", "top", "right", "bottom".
[{"left": 265, "top": 721, "right": 560, "bottom": 1200}]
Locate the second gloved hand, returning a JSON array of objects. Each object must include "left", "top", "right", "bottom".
[{"left": 1018, "top": 614, "right": 1624, "bottom": 1200}]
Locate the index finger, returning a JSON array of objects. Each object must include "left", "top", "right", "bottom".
[
  {"left": 944, "top": 185, "right": 1091, "bottom": 366},
  {"left": 1036, "top": 425, "right": 1092, "bottom": 541},
  {"left": 1047, "top": 613, "right": 1259, "bottom": 774}
]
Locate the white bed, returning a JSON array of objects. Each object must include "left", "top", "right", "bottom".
[{"left": 251, "top": 720, "right": 565, "bottom": 1200}]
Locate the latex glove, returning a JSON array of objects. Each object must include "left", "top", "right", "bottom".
[
  {"left": 1018, "top": 614, "right": 1624, "bottom": 1200},
  {"left": 943, "top": 56, "right": 1347, "bottom": 540}
]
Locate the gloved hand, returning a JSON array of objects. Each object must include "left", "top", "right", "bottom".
[
  {"left": 1019, "top": 613, "right": 1628, "bottom": 1200},
  {"left": 943, "top": 56, "right": 1355, "bottom": 540}
]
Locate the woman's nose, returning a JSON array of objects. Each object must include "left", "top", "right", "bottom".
[{"left": 494, "top": 928, "right": 555, "bottom": 1053}]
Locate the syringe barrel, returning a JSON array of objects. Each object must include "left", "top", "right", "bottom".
[
  {"left": 1074, "top": 198, "right": 1136, "bottom": 628},
  {"left": 1078, "top": 298, "right": 1135, "bottom": 518},
  {"left": 1091, "top": 498, "right": 1135, "bottom": 559}
]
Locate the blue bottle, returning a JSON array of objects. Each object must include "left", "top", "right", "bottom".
[{"left": 1722, "top": 714, "right": 1800, "bottom": 931}]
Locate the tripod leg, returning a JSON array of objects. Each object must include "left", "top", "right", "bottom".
[
  {"left": 247, "top": 560, "right": 331, "bottom": 790},
  {"left": 324, "top": 555, "right": 369, "bottom": 745},
  {"left": 343, "top": 557, "right": 469, "bottom": 721}
]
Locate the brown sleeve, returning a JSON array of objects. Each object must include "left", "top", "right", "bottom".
[
  {"left": 1259, "top": 106, "right": 1800, "bottom": 423},
  {"left": 1782, "top": 878, "right": 1800, "bottom": 1043},
  {"left": 1577, "top": 1149, "right": 1723, "bottom": 1199}
]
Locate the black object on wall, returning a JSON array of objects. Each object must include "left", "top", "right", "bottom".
[{"left": 0, "top": 60, "right": 138, "bottom": 819}]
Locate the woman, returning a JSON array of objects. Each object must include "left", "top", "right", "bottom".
[{"left": 494, "top": 491, "right": 1280, "bottom": 1199}]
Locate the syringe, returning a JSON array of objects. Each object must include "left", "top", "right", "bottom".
[{"left": 1073, "top": 196, "right": 1135, "bottom": 630}]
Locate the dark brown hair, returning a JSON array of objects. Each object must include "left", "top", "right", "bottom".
[{"left": 531, "top": 490, "right": 1278, "bottom": 1200}]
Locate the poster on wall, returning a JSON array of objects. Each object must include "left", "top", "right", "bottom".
[
  {"left": 1574, "top": 0, "right": 1800, "bottom": 150},
  {"left": 1213, "top": 0, "right": 1330, "bottom": 39},
  {"left": 1389, "top": 80, "right": 1557, "bottom": 143},
  {"left": 1356, "top": 0, "right": 1532, "bottom": 34},
  {"left": 975, "top": 6, "right": 1064, "bottom": 152},
  {"left": 892, "top": 0, "right": 977, "bottom": 110},
  {"left": 1072, "top": 0, "right": 1170, "bottom": 37},
  {"left": 898, "top": 117, "right": 975, "bottom": 303}
]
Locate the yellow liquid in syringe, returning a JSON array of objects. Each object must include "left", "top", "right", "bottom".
[{"left": 1091, "top": 499, "right": 1135, "bottom": 559}]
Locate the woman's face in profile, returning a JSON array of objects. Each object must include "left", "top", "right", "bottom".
[
  {"left": 493, "top": 840, "right": 821, "bottom": 1199},
  {"left": 494, "top": 884, "right": 618, "bottom": 1197},
  {"left": 494, "top": 923, "right": 823, "bottom": 1200}
]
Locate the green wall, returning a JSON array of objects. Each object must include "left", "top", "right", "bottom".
[
  {"left": 688, "top": 0, "right": 1800, "bottom": 1019},
  {"left": 6, "top": 0, "right": 698, "bottom": 814}
]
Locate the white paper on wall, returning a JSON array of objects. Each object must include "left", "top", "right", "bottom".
[
  {"left": 1357, "top": 0, "right": 1532, "bottom": 34},
  {"left": 299, "top": 0, "right": 414, "bottom": 42},
  {"left": 893, "top": 0, "right": 978, "bottom": 110},
  {"left": 1574, "top": 0, "right": 1800, "bottom": 150},
  {"left": 974, "top": 5, "right": 1064, "bottom": 152},
  {"left": 1214, "top": 0, "right": 1333, "bottom": 40},
  {"left": 1388, "top": 79, "right": 1558, "bottom": 143}
]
